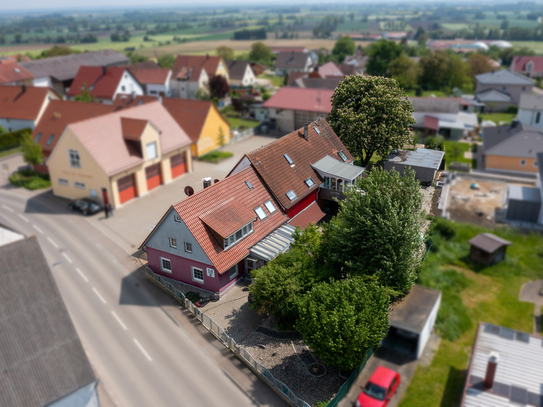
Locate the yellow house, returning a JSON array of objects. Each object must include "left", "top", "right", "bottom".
[
  {"left": 47, "top": 101, "right": 192, "bottom": 208},
  {"left": 162, "top": 98, "right": 230, "bottom": 157}
]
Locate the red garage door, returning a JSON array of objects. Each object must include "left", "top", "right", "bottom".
[
  {"left": 118, "top": 174, "right": 137, "bottom": 204},
  {"left": 146, "top": 163, "right": 162, "bottom": 191},
  {"left": 170, "top": 152, "right": 186, "bottom": 179}
]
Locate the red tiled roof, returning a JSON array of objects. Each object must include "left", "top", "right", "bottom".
[
  {"left": 316, "top": 62, "right": 344, "bottom": 77},
  {"left": 287, "top": 201, "right": 325, "bottom": 229},
  {"left": 66, "top": 101, "right": 191, "bottom": 176},
  {"left": 270, "top": 47, "right": 308, "bottom": 53},
  {"left": 240, "top": 119, "right": 354, "bottom": 210},
  {"left": 67, "top": 66, "right": 130, "bottom": 99},
  {"left": 129, "top": 68, "right": 170, "bottom": 84},
  {"left": 121, "top": 117, "right": 148, "bottom": 141},
  {"left": 112, "top": 94, "right": 158, "bottom": 107},
  {"left": 0, "top": 86, "right": 52, "bottom": 121},
  {"left": 32, "top": 100, "right": 117, "bottom": 154},
  {"left": 162, "top": 98, "right": 220, "bottom": 143},
  {"left": 173, "top": 55, "right": 223, "bottom": 79},
  {"left": 200, "top": 198, "right": 256, "bottom": 238},
  {"left": 160, "top": 166, "right": 288, "bottom": 273},
  {"left": 263, "top": 87, "right": 333, "bottom": 113},
  {"left": 0, "top": 62, "right": 33, "bottom": 84},
  {"left": 287, "top": 71, "right": 308, "bottom": 85},
  {"left": 513, "top": 55, "right": 543, "bottom": 72}
]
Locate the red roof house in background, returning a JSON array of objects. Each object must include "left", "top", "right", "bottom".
[
  {"left": 129, "top": 67, "right": 172, "bottom": 97},
  {"left": 67, "top": 66, "right": 144, "bottom": 103},
  {"left": 511, "top": 55, "right": 543, "bottom": 78},
  {"left": 0, "top": 62, "right": 34, "bottom": 86}
]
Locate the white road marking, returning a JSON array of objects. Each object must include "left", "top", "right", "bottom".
[
  {"left": 1, "top": 204, "right": 14, "bottom": 212},
  {"left": 17, "top": 214, "right": 29, "bottom": 223},
  {"left": 62, "top": 252, "right": 73, "bottom": 263},
  {"left": 134, "top": 338, "right": 152, "bottom": 361},
  {"left": 111, "top": 311, "right": 128, "bottom": 330},
  {"left": 32, "top": 224, "right": 44, "bottom": 234},
  {"left": 93, "top": 287, "right": 107, "bottom": 304},
  {"left": 76, "top": 268, "right": 88, "bottom": 282},
  {"left": 47, "top": 237, "right": 59, "bottom": 248}
]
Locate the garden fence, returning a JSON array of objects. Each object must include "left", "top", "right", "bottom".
[{"left": 140, "top": 264, "right": 310, "bottom": 407}]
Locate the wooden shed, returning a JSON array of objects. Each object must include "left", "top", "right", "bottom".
[{"left": 468, "top": 233, "right": 512, "bottom": 266}]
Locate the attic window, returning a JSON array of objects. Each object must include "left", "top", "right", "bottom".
[
  {"left": 284, "top": 153, "right": 294, "bottom": 166},
  {"left": 338, "top": 151, "right": 348, "bottom": 162},
  {"left": 286, "top": 189, "right": 297, "bottom": 201},
  {"left": 254, "top": 206, "right": 267, "bottom": 220},
  {"left": 46, "top": 134, "right": 54, "bottom": 146},
  {"left": 35, "top": 132, "right": 42, "bottom": 142},
  {"left": 264, "top": 200, "right": 277, "bottom": 214},
  {"left": 305, "top": 177, "right": 315, "bottom": 187},
  {"left": 245, "top": 180, "right": 253, "bottom": 190},
  {"left": 313, "top": 126, "right": 321, "bottom": 134}
]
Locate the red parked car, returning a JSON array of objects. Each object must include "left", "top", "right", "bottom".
[{"left": 355, "top": 366, "right": 400, "bottom": 407}]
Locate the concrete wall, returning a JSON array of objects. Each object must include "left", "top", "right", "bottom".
[
  {"left": 269, "top": 108, "right": 294, "bottom": 133},
  {"left": 486, "top": 155, "right": 539, "bottom": 174},
  {"left": 475, "top": 82, "right": 533, "bottom": 105},
  {"left": 416, "top": 292, "right": 441, "bottom": 359}
]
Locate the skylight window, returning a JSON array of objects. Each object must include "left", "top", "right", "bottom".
[
  {"left": 46, "top": 134, "right": 54, "bottom": 146},
  {"left": 35, "top": 133, "right": 42, "bottom": 142},
  {"left": 313, "top": 126, "right": 321, "bottom": 134},
  {"left": 264, "top": 200, "right": 277, "bottom": 214},
  {"left": 284, "top": 153, "right": 294, "bottom": 165},
  {"left": 254, "top": 206, "right": 267, "bottom": 220},
  {"left": 305, "top": 177, "right": 315, "bottom": 187},
  {"left": 338, "top": 150, "right": 348, "bottom": 162},
  {"left": 286, "top": 190, "right": 297, "bottom": 201},
  {"left": 245, "top": 180, "right": 253, "bottom": 190}
]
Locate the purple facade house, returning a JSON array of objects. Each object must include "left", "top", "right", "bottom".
[{"left": 138, "top": 166, "right": 294, "bottom": 296}]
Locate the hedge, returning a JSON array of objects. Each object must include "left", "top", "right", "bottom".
[{"left": 0, "top": 128, "right": 32, "bottom": 151}]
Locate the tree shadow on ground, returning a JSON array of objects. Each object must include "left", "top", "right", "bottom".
[{"left": 440, "top": 366, "right": 467, "bottom": 407}]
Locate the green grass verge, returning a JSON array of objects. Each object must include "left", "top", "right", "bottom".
[
  {"left": 199, "top": 150, "right": 234, "bottom": 163},
  {"left": 227, "top": 117, "right": 260, "bottom": 129},
  {"left": 258, "top": 73, "right": 285, "bottom": 88},
  {"left": 398, "top": 219, "right": 543, "bottom": 407},
  {"left": 478, "top": 112, "right": 516, "bottom": 125},
  {"left": 0, "top": 147, "right": 22, "bottom": 159},
  {"left": 9, "top": 169, "right": 51, "bottom": 190}
]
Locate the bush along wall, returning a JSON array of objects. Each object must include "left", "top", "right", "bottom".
[{"left": 0, "top": 128, "right": 32, "bottom": 151}]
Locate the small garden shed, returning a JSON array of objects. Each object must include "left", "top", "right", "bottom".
[{"left": 468, "top": 233, "right": 512, "bottom": 266}]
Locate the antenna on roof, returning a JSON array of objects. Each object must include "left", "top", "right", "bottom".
[{"left": 184, "top": 186, "right": 194, "bottom": 197}]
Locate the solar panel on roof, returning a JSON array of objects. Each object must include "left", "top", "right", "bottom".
[
  {"left": 484, "top": 324, "right": 500, "bottom": 335},
  {"left": 515, "top": 331, "right": 530, "bottom": 343},
  {"left": 492, "top": 382, "right": 510, "bottom": 398},
  {"left": 510, "top": 386, "right": 528, "bottom": 404},
  {"left": 499, "top": 327, "right": 515, "bottom": 340}
]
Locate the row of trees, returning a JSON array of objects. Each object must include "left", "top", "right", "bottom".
[{"left": 250, "top": 76, "right": 425, "bottom": 370}]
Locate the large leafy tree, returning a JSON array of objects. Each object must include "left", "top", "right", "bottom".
[
  {"left": 249, "top": 42, "right": 274, "bottom": 66},
  {"left": 321, "top": 168, "right": 425, "bottom": 298},
  {"left": 389, "top": 52, "right": 421, "bottom": 89},
  {"left": 20, "top": 134, "right": 43, "bottom": 166},
  {"left": 328, "top": 75, "right": 415, "bottom": 167},
  {"left": 216, "top": 45, "right": 235, "bottom": 61},
  {"left": 157, "top": 54, "right": 175, "bottom": 69},
  {"left": 296, "top": 278, "right": 390, "bottom": 370},
  {"left": 208, "top": 74, "right": 230, "bottom": 99},
  {"left": 466, "top": 52, "right": 493, "bottom": 77},
  {"left": 331, "top": 36, "right": 355, "bottom": 64},
  {"left": 365, "top": 39, "right": 403, "bottom": 77},
  {"left": 419, "top": 50, "right": 470, "bottom": 92}
]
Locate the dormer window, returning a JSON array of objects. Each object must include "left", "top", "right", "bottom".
[
  {"left": 245, "top": 180, "right": 253, "bottom": 189},
  {"left": 305, "top": 177, "right": 315, "bottom": 187},
  {"left": 338, "top": 150, "right": 348, "bottom": 162},
  {"left": 223, "top": 221, "right": 253, "bottom": 249},
  {"left": 254, "top": 206, "right": 267, "bottom": 220},
  {"left": 284, "top": 153, "right": 294, "bottom": 166},
  {"left": 286, "top": 189, "right": 297, "bottom": 201}
]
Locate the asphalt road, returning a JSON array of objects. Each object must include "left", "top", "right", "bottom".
[{"left": 0, "top": 189, "right": 258, "bottom": 407}]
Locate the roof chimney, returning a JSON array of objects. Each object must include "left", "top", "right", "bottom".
[
  {"left": 206, "top": 54, "right": 209, "bottom": 60},
  {"left": 102, "top": 65, "right": 107, "bottom": 75},
  {"left": 304, "top": 123, "right": 309, "bottom": 140},
  {"left": 203, "top": 177, "right": 212, "bottom": 189},
  {"left": 21, "top": 84, "right": 26, "bottom": 93},
  {"left": 483, "top": 352, "right": 499, "bottom": 388}
]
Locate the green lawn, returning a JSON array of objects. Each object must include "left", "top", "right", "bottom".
[
  {"left": 9, "top": 169, "right": 51, "bottom": 190},
  {"left": 398, "top": 220, "right": 543, "bottom": 407},
  {"left": 444, "top": 141, "right": 475, "bottom": 169},
  {"left": 478, "top": 112, "right": 516, "bottom": 125},
  {"left": 0, "top": 147, "right": 22, "bottom": 159},
  {"left": 199, "top": 150, "right": 234, "bottom": 163},
  {"left": 227, "top": 117, "right": 260, "bottom": 130},
  {"left": 258, "top": 73, "right": 285, "bottom": 88}
]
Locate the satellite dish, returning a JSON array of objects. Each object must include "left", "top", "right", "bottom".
[
  {"left": 214, "top": 179, "right": 220, "bottom": 184},
  {"left": 184, "top": 186, "right": 194, "bottom": 197}
]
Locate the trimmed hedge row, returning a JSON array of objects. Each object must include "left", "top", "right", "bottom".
[{"left": 0, "top": 128, "right": 32, "bottom": 151}]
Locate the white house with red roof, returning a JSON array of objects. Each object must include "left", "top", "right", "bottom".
[
  {"left": 67, "top": 66, "right": 143, "bottom": 104},
  {"left": 0, "top": 85, "right": 59, "bottom": 132},
  {"left": 511, "top": 55, "right": 543, "bottom": 78},
  {"left": 138, "top": 165, "right": 292, "bottom": 296},
  {"left": 262, "top": 87, "right": 333, "bottom": 132},
  {"left": 129, "top": 67, "right": 172, "bottom": 97}
]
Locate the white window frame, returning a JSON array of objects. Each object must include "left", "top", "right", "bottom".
[
  {"left": 58, "top": 178, "right": 69, "bottom": 186},
  {"left": 169, "top": 237, "right": 177, "bottom": 248},
  {"left": 264, "top": 200, "right": 277, "bottom": 214},
  {"left": 286, "top": 189, "right": 297, "bottom": 201},
  {"left": 206, "top": 267, "right": 215, "bottom": 278},
  {"left": 254, "top": 206, "right": 267, "bottom": 220},
  {"left": 192, "top": 266, "right": 204, "bottom": 283},
  {"left": 69, "top": 149, "right": 81, "bottom": 168},
  {"left": 160, "top": 257, "right": 172, "bottom": 273},
  {"left": 74, "top": 182, "right": 85, "bottom": 189},
  {"left": 229, "top": 264, "right": 238, "bottom": 280},
  {"left": 247, "top": 258, "right": 257, "bottom": 269},
  {"left": 146, "top": 142, "right": 157, "bottom": 160},
  {"left": 305, "top": 177, "right": 315, "bottom": 187},
  {"left": 184, "top": 241, "right": 193, "bottom": 253}
]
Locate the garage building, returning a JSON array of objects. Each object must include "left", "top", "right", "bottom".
[
  {"left": 506, "top": 185, "right": 542, "bottom": 224},
  {"left": 384, "top": 148, "right": 445, "bottom": 183}
]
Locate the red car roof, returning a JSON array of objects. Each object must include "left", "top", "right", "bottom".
[{"left": 369, "top": 366, "right": 398, "bottom": 388}]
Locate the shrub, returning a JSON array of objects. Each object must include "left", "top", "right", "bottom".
[
  {"left": 432, "top": 217, "right": 456, "bottom": 240},
  {"left": 185, "top": 292, "right": 201, "bottom": 303},
  {"left": 504, "top": 105, "right": 518, "bottom": 114},
  {"left": 9, "top": 169, "right": 51, "bottom": 190},
  {"left": 0, "top": 128, "right": 31, "bottom": 151}
]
